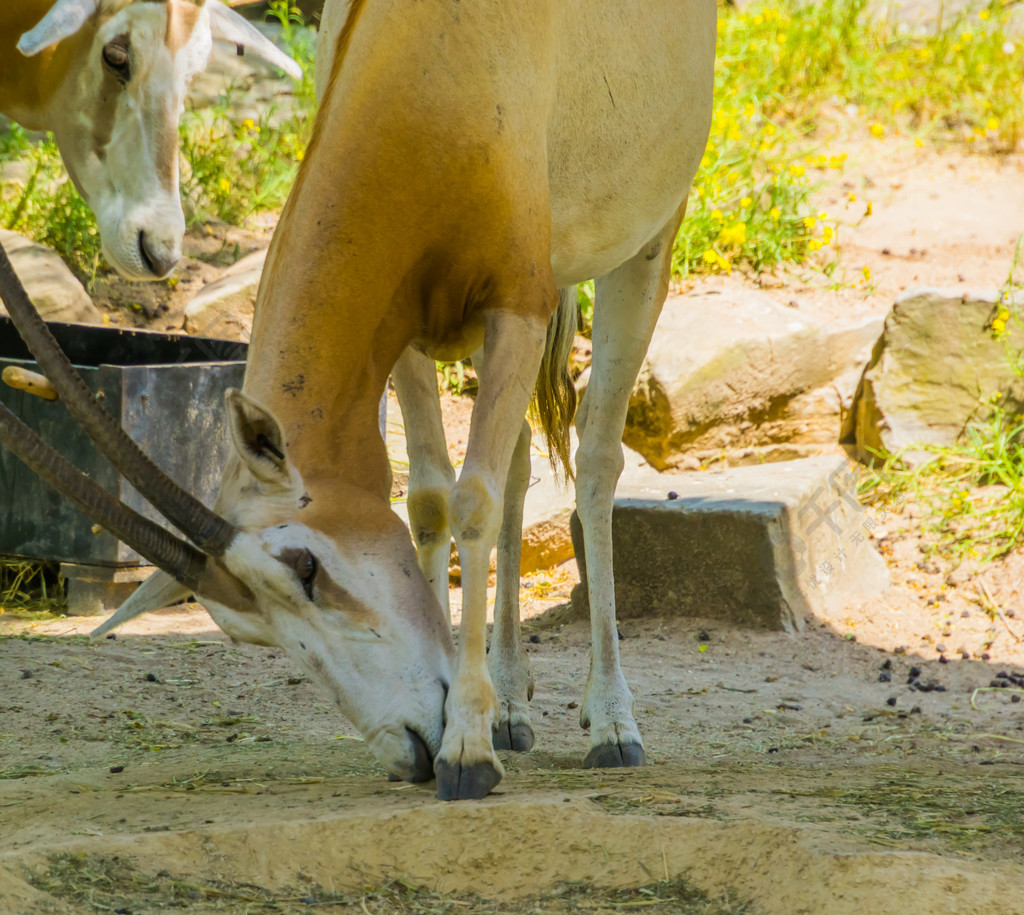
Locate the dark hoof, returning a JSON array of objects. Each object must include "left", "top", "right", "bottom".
[
  {"left": 492, "top": 722, "right": 535, "bottom": 752},
  {"left": 435, "top": 759, "right": 502, "bottom": 801},
  {"left": 386, "top": 772, "right": 402, "bottom": 782},
  {"left": 583, "top": 742, "right": 647, "bottom": 769}
]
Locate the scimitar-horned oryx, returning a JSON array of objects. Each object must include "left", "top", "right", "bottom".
[
  {"left": 0, "top": 0, "right": 301, "bottom": 280},
  {"left": 0, "top": 0, "right": 716, "bottom": 800}
]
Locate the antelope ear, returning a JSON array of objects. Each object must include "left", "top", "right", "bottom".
[
  {"left": 225, "top": 388, "right": 292, "bottom": 486},
  {"left": 207, "top": 0, "right": 303, "bottom": 79},
  {"left": 18, "top": 0, "right": 101, "bottom": 56}
]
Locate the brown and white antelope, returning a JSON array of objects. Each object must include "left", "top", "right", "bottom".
[
  {"left": 0, "top": 0, "right": 300, "bottom": 280},
  {"left": 0, "top": 0, "right": 716, "bottom": 799}
]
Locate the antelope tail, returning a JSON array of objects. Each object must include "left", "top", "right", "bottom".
[{"left": 533, "top": 286, "right": 578, "bottom": 481}]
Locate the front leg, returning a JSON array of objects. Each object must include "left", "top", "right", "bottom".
[{"left": 436, "top": 310, "right": 548, "bottom": 800}]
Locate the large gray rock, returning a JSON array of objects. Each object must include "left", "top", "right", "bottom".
[
  {"left": 621, "top": 288, "right": 881, "bottom": 468},
  {"left": 0, "top": 230, "right": 101, "bottom": 324},
  {"left": 570, "top": 456, "right": 890, "bottom": 631},
  {"left": 847, "top": 288, "right": 1022, "bottom": 464}
]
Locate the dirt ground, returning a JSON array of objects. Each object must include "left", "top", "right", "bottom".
[{"left": 3, "top": 137, "right": 1024, "bottom": 913}]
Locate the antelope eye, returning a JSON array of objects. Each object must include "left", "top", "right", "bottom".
[
  {"left": 294, "top": 549, "right": 318, "bottom": 601},
  {"left": 102, "top": 41, "right": 131, "bottom": 79}
]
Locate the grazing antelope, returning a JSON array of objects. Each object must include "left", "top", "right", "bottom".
[
  {"left": 0, "top": 0, "right": 716, "bottom": 799},
  {"left": 0, "top": 0, "right": 300, "bottom": 280}
]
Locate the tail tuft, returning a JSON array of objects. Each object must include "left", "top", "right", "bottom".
[{"left": 533, "top": 287, "right": 578, "bottom": 481}]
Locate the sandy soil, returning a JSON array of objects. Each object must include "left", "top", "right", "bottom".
[{"left": 2, "top": 137, "right": 1024, "bottom": 913}]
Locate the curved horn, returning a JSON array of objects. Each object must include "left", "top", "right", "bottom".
[
  {"left": 0, "top": 402, "right": 208, "bottom": 591},
  {"left": 0, "top": 242, "right": 237, "bottom": 557},
  {"left": 207, "top": 1, "right": 303, "bottom": 80},
  {"left": 17, "top": 0, "right": 101, "bottom": 57}
]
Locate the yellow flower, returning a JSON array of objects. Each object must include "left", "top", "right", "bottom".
[
  {"left": 243, "top": 117, "right": 256, "bottom": 130},
  {"left": 822, "top": 225, "right": 834, "bottom": 243},
  {"left": 702, "top": 248, "right": 732, "bottom": 273},
  {"left": 218, "top": 177, "right": 231, "bottom": 193},
  {"left": 740, "top": 196, "right": 753, "bottom": 208},
  {"left": 848, "top": 192, "right": 857, "bottom": 203},
  {"left": 869, "top": 123, "right": 885, "bottom": 138},
  {"left": 803, "top": 215, "right": 817, "bottom": 230},
  {"left": 788, "top": 164, "right": 806, "bottom": 177},
  {"left": 807, "top": 239, "right": 822, "bottom": 252},
  {"left": 987, "top": 117, "right": 1000, "bottom": 131},
  {"left": 865, "top": 202, "right": 874, "bottom": 216},
  {"left": 978, "top": 8, "right": 990, "bottom": 20},
  {"left": 862, "top": 266, "right": 872, "bottom": 281},
  {"left": 961, "top": 31, "right": 973, "bottom": 42},
  {"left": 710, "top": 208, "right": 724, "bottom": 221},
  {"left": 992, "top": 318, "right": 1007, "bottom": 334},
  {"left": 726, "top": 171, "right": 741, "bottom": 185},
  {"left": 295, "top": 149, "right": 305, "bottom": 162},
  {"left": 763, "top": 123, "right": 777, "bottom": 136},
  {"left": 914, "top": 137, "right": 924, "bottom": 148},
  {"left": 719, "top": 221, "right": 747, "bottom": 247},
  {"left": 828, "top": 154, "right": 847, "bottom": 169},
  {"left": 770, "top": 206, "right": 781, "bottom": 222}
]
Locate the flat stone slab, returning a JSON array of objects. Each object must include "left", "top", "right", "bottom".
[
  {"left": 570, "top": 456, "right": 890, "bottom": 631},
  {"left": 0, "top": 230, "right": 100, "bottom": 325}
]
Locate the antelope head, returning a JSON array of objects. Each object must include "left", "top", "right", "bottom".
[
  {"left": 0, "top": 246, "right": 453, "bottom": 784},
  {"left": 17, "top": 0, "right": 301, "bottom": 280}
]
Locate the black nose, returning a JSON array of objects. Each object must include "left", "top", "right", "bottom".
[
  {"left": 404, "top": 727, "right": 435, "bottom": 783},
  {"left": 138, "top": 231, "right": 178, "bottom": 278}
]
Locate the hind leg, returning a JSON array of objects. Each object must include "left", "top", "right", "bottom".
[
  {"left": 392, "top": 347, "right": 455, "bottom": 617},
  {"left": 575, "top": 205, "right": 685, "bottom": 768},
  {"left": 489, "top": 412, "right": 536, "bottom": 752}
]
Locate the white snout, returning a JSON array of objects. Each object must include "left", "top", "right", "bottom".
[{"left": 97, "top": 194, "right": 185, "bottom": 281}]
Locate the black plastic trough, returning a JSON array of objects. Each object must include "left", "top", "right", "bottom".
[{"left": 0, "top": 316, "right": 246, "bottom": 571}]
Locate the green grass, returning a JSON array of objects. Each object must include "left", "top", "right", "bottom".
[
  {"left": 178, "top": 1, "right": 317, "bottom": 226},
  {"left": 674, "top": 0, "right": 1024, "bottom": 279}
]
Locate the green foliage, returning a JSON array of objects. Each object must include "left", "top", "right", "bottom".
[
  {"left": 0, "top": 127, "right": 101, "bottom": 284},
  {"left": 676, "top": 0, "right": 1024, "bottom": 278},
  {"left": 178, "top": 1, "right": 317, "bottom": 225}
]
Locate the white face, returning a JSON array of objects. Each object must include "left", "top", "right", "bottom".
[
  {"left": 198, "top": 392, "right": 455, "bottom": 783},
  {"left": 50, "top": 2, "right": 212, "bottom": 279}
]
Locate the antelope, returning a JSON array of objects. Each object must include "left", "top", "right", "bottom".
[
  {"left": 0, "top": 0, "right": 301, "bottom": 280},
  {"left": 0, "top": 0, "right": 717, "bottom": 799}
]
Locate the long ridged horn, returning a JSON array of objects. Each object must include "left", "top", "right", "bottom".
[
  {"left": 207, "top": 1, "right": 303, "bottom": 79},
  {"left": 17, "top": 0, "right": 101, "bottom": 56},
  {"left": 0, "top": 402, "right": 208, "bottom": 591},
  {"left": 0, "top": 242, "right": 237, "bottom": 557}
]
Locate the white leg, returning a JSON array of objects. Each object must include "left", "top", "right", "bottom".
[
  {"left": 575, "top": 206, "right": 685, "bottom": 768},
  {"left": 392, "top": 347, "right": 455, "bottom": 617},
  {"left": 489, "top": 416, "right": 536, "bottom": 751},
  {"left": 436, "top": 310, "right": 548, "bottom": 800}
]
